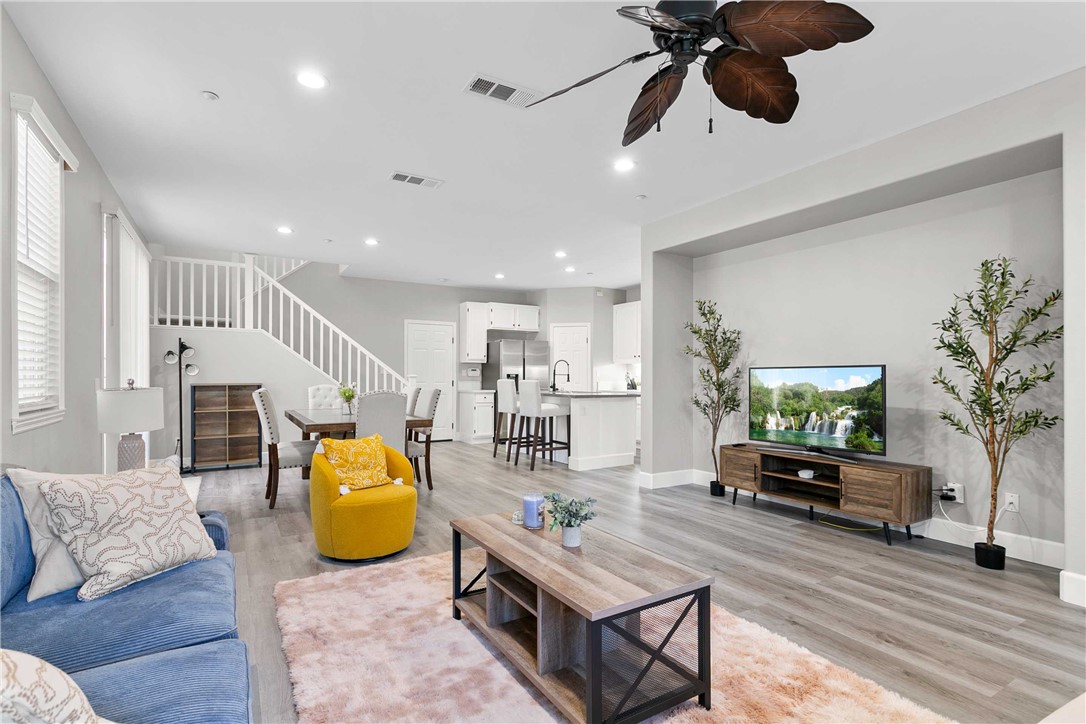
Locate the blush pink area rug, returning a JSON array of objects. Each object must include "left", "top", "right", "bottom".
[{"left": 274, "top": 551, "right": 948, "bottom": 723}]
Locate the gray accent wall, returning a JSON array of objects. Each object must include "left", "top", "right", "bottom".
[
  {"left": 280, "top": 263, "right": 529, "bottom": 373},
  {"left": 1, "top": 11, "right": 137, "bottom": 473},
  {"left": 693, "top": 169, "right": 1064, "bottom": 548}
]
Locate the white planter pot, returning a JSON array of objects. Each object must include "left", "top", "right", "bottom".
[{"left": 562, "top": 526, "right": 582, "bottom": 548}]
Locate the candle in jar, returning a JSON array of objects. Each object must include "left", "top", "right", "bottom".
[{"left": 522, "top": 492, "right": 545, "bottom": 530}]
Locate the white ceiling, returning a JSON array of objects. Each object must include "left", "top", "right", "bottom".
[{"left": 7, "top": 2, "right": 1084, "bottom": 290}]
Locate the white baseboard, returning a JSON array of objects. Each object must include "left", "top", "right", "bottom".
[
  {"left": 1060, "top": 570, "right": 1086, "bottom": 607},
  {"left": 570, "top": 453, "right": 634, "bottom": 472},
  {"left": 915, "top": 518, "right": 1065, "bottom": 569},
  {"left": 640, "top": 469, "right": 716, "bottom": 489}
]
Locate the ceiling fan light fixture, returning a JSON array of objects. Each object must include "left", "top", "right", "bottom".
[{"left": 613, "top": 158, "right": 636, "bottom": 173}]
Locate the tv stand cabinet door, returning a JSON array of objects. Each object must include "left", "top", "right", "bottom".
[
  {"left": 840, "top": 468, "right": 902, "bottom": 522},
  {"left": 721, "top": 449, "right": 760, "bottom": 492}
]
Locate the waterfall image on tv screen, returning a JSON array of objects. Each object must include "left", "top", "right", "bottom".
[{"left": 748, "top": 365, "right": 885, "bottom": 455}]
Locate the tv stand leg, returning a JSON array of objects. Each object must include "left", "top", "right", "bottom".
[
  {"left": 906, "top": 525, "right": 913, "bottom": 540},
  {"left": 809, "top": 505, "right": 814, "bottom": 521},
  {"left": 883, "top": 522, "right": 892, "bottom": 546},
  {"left": 732, "top": 488, "right": 737, "bottom": 506}
]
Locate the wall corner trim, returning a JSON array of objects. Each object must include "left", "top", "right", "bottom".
[
  {"left": 10, "top": 93, "right": 80, "bottom": 172},
  {"left": 1060, "top": 570, "right": 1086, "bottom": 608}
]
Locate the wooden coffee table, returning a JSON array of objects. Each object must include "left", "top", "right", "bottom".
[{"left": 451, "top": 514, "right": 713, "bottom": 724}]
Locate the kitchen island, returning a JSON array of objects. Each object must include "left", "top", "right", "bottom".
[{"left": 539, "top": 390, "right": 640, "bottom": 471}]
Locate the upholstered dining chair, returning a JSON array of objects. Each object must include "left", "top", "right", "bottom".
[
  {"left": 308, "top": 384, "right": 340, "bottom": 410},
  {"left": 355, "top": 391, "right": 408, "bottom": 455},
  {"left": 406, "top": 387, "right": 422, "bottom": 416},
  {"left": 253, "top": 388, "right": 319, "bottom": 509},
  {"left": 406, "top": 387, "right": 440, "bottom": 490}
]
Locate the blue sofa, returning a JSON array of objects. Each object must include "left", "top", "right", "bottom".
[{"left": 0, "top": 474, "right": 250, "bottom": 723}]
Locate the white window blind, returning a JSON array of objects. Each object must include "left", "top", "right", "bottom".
[{"left": 14, "top": 112, "right": 64, "bottom": 418}]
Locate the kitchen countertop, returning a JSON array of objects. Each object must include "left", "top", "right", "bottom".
[
  {"left": 542, "top": 390, "right": 641, "bottom": 398},
  {"left": 458, "top": 389, "right": 495, "bottom": 394}
]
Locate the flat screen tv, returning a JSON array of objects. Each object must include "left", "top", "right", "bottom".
[{"left": 748, "top": 365, "right": 886, "bottom": 456}]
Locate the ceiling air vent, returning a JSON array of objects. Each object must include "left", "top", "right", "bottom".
[
  {"left": 389, "top": 171, "right": 444, "bottom": 190},
  {"left": 463, "top": 73, "right": 539, "bottom": 108}
]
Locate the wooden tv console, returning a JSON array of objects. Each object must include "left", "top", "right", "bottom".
[{"left": 719, "top": 445, "right": 932, "bottom": 545}]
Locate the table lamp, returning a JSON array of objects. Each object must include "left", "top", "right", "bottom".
[{"left": 97, "top": 380, "right": 165, "bottom": 471}]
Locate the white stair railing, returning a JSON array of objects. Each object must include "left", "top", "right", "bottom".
[
  {"left": 150, "top": 254, "right": 404, "bottom": 394},
  {"left": 250, "top": 266, "right": 406, "bottom": 393},
  {"left": 150, "top": 256, "right": 247, "bottom": 328},
  {"left": 254, "top": 255, "right": 308, "bottom": 282}
]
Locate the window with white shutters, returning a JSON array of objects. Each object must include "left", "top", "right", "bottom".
[{"left": 12, "top": 107, "right": 68, "bottom": 431}]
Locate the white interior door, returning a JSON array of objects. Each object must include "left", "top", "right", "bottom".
[
  {"left": 405, "top": 321, "right": 455, "bottom": 440},
  {"left": 550, "top": 323, "right": 591, "bottom": 391}
]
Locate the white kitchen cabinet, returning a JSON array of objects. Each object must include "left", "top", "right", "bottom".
[
  {"left": 459, "top": 302, "right": 488, "bottom": 363},
  {"left": 613, "top": 301, "right": 641, "bottom": 364},
  {"left": 514, "top": 304, "right": 539, "bottom": 332},
  {"left": 488, "top": 303, "right": 517, "bottom": 330},
  {"left": 487, "top": 303, "right": 540, "bottom": 332},
  {"left": 457, "top": 390, "right": 494, "bottom": 443}
]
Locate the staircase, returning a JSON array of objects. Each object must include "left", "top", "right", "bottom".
[{"left": 150, "top": 254, "right": 407, "bottom": 394}]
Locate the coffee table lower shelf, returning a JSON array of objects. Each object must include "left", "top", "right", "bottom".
[{"left": 456, "top": 595, "right": 587, "bottom": 722}]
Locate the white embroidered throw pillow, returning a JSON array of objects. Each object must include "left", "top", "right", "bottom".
[
  {"left": 0, "top": 649, "right": 114, "bottom": 723},
  {"left": 37, "top": 466, "right": 216, "bottom": 602}
]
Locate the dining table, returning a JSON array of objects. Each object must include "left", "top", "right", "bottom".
[{"left": 283, "top": 408, "right": 434, "bottom": 479}]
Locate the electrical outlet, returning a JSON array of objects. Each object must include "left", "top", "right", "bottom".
[
  {"left": 1005, "top": 492, "right": 1020, "bottom": 513},
  {"left": 947, "top": 482, "right": 965, "bottom": 504}
]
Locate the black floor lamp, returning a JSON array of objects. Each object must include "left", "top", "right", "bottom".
[{"left": 163, "top": 337, "right": 199, "bottom": 474}]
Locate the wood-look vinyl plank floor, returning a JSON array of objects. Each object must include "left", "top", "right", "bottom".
[{"left": 197, "top": 440, "right": 1085, "bottom": 723}]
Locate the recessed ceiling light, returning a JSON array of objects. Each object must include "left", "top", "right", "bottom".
[
  {"left": 565, "top": 266, "right": 576, "bottom": 273},
  {"left": 323, "top": 238, "right": 333, "bottom": 243},
  {"left": 555, "top": 251, "right": 567, "bottom": 259},
  {"left": 200, "top": 90, "right": 220, "bottom": 101},
  {"left": 364, "top": 237, "right": 379, "bottom": 246},
  {"left": 296, "top": 71, "right": 328, "bottom": 90},
  {"left": 613, "top": 157, "right": 636, "bottom": 173},
  {"left": 494, "top": 273, "right": 505, "bottom": 280},
  {"left": 276, "top": 226, "right": 293, "bottom": 235},
  {"left": 635, "top": 194, "right": 647, "bottom": 201},
  {"left": 587, "top": 272, "right": 595, "bottom": 276}
]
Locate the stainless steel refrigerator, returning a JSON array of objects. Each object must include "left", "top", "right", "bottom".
[{"left": 482, "top": 339, "right": 550, "bottom": 392}]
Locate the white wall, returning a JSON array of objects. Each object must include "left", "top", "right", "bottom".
[
  {"left": 1, "top": 11, "right": 138, "bottom": 473},
  {"left": 148, "top": 327, "right": 331, "bottom": 459},
  {"left": 693, "top": 170, "right": 1064, "bottom": 552},
  {"left": 640, "top": 69, "right": 1084, "bottom": 604}
]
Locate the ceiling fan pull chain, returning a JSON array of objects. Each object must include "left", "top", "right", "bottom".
[{"left": 708, "top": 86, "right": 714, "bottom": 134}]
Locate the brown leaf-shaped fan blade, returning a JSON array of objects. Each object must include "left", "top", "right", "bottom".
[
  {"left": 718, "top": 0, "right": 873, "bottom": 57},
  {"left": 622, "top": 66, "right": 686, "bottom": 147},
  {"left": 704, "top": 49, "right": 798, "bottom": 123}
]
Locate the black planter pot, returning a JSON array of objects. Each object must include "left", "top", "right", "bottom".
[
  {"left": 974, "top": 542, "right": 1006, "bottom": 570},
  {"left": 709, "top": 480, "right": 725, "bottom": 497}
]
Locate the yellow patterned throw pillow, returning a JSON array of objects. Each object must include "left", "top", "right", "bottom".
[{"left": 321, "top": 435, "right": 393, "bottom": 490}]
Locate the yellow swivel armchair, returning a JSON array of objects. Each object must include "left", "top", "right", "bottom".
[{"left": 310, "top": 445, "right": 418, "bottom": 560}]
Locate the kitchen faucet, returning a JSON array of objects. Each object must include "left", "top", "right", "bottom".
[{"left": 551, "top": 360, "right": 571, "bottom": 392}]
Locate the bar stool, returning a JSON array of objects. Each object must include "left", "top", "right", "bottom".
[
  {"left": 514, "top": 380, "right": 570, "bottom": 471},
  {"left": 493, "top": 378, "right": 520, "bottom": 461}
]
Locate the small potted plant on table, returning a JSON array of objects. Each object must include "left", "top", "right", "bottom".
[
  {"left": 544, "top": 492, "right": 597, "bottom": 548},
  {"left": 338, "top": 383, "right": 357, "bottom": 415},
  {"left": 933, "top": 256, "right": 1062, "bottom": 570}
]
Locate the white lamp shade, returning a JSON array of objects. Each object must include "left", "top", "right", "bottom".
[{"left": 97, "top": 387, "right": 165, "bottom": 434}]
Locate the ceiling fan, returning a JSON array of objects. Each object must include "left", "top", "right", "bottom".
[{"left": 527, "top": 1, "right": 874, "bottom": 146}]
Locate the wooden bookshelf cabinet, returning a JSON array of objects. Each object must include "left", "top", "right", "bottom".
[
  {"left": 719, "top": 445, "right": 931, "bottom": 544},
  {"left": 191, "top": 383, "right": 263, "bottom": 471}
]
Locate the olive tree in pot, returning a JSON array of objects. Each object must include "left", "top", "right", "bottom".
[
  {"left": 933, "top": 257, "right": 1063, "bottom": 570},
  {"left": 684, "top": 300, "right": 743, "bottom": 497}
]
